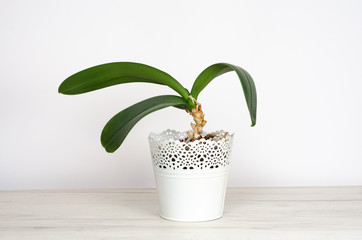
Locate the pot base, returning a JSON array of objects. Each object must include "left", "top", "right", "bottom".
[{"left": 160, "top": 214, "right": 223, "bottom": 222}]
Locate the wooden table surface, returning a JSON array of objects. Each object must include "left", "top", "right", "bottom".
[{"left": 1, "top": 187, "right": 361, "bottom": 240}]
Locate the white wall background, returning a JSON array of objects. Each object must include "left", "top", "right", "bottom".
[{"left": 1, "top": 0, "right": 361, "bottom": 190}]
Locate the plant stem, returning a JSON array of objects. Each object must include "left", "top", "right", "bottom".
[{"left": 186, "top": 103, "right": 206, "bottom": 141}]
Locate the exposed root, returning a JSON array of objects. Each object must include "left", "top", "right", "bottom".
[
  {"left": 186, "top": 103, "right": 206, "bottom": 141},
  {"left": 220, "top": 132, "right": 229, "bottom": 140},
  {"left": 181, "top": 101, "right": 229, "bottom": 142}
]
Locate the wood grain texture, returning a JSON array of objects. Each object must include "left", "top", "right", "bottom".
[{"left": 0, "top": 187, "right": 361, "bottom": 240}]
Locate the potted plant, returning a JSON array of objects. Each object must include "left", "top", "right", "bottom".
[{"left": 58, "top": 62, "right": 257, "bottom": 222}]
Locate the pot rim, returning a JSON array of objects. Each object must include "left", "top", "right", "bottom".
[{"left": 149, "top": 129, "right": 234, "bottom": 145}]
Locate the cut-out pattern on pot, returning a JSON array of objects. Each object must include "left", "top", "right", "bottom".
[{"left": 149, "top": 129, "right": 234, "bottom": 171}]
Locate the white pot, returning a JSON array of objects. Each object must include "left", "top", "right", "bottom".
[{"left": 149, "top": 129, "right": 234, "bottom": 222}]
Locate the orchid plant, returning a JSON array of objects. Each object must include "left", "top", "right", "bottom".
[{"left": 58, "top": 62, "right": 257, "bottom": 152}]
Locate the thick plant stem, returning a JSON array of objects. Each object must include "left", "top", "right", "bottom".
[{"left": 186, "top": 103, "right": 207, "bottom": 142}]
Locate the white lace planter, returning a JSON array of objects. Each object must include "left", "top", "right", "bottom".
[{"left": 149, "top": 129, "right": 234, "bottom": 222}]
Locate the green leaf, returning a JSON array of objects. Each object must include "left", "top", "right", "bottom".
[
  {"left": 191, "top": 63, "right": 257, "bottom": 126},
  {"left": 101, "top": 95, "right": 187, "bottom": 153},
  {"left": 58, "top": 62, "right": 190, "bottom": 100}
]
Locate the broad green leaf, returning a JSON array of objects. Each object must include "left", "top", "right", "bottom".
[
  {"left": 58, "top": 62, "right": 190, "bottom": 100},
  {"left": 191, "top": 63, "right": 257, "bottom": 126},
  {"left": 101, "top": 95, "right": 187, "bottom": 153}
]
